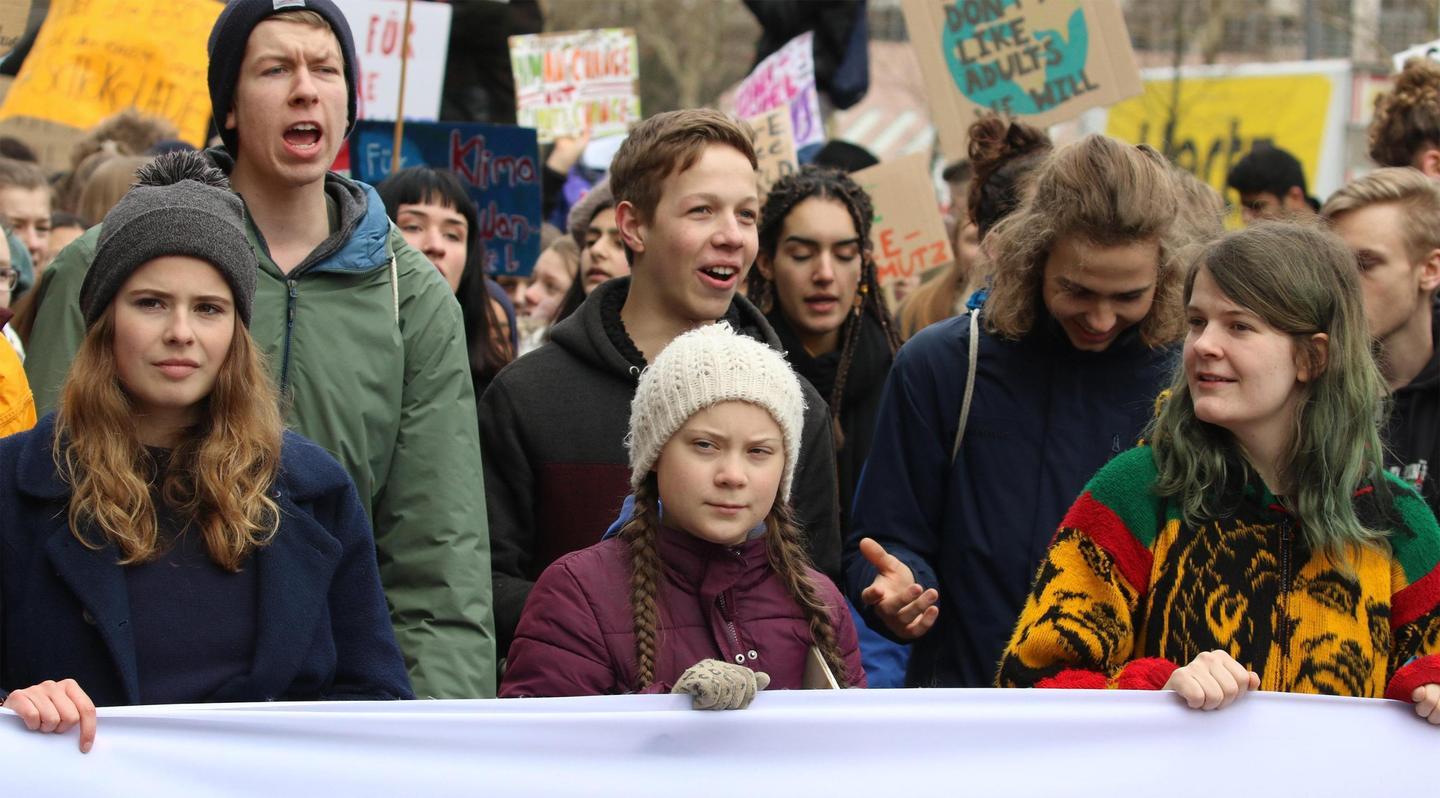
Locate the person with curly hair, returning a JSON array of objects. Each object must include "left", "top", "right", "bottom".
[
  {"left": 1370, "top": 57, "right": 1440, "bottom": 175},
  {"left": 997, "top": 222, "right": 1440, "bottom": 726},
  {"left": 845, "top": 135, "right": 1201, "bottom": 688},
  {"left": 0, "top": 152, "right": 411, "bottom": 754}
]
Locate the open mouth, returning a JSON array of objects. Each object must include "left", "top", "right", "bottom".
[
  {"left": 283, "top": 123, "right": 322, "bottom": 150},
  {"left": 805, "top": 295, "right": 839, "bottom": 312},
  {"left": 1195, "top": 373, "right": 1237, "bottom": 384},
  {"left": 698, "top": 265, "right": 739, "bottom": 288}
]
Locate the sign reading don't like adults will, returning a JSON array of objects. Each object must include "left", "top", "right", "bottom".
[{"left": 902, "top": 0, "right": 1143, "bottom": 161}]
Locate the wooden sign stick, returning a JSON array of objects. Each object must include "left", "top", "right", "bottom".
[{"left": 390, "top": 0, "right": 415, "bottom": 174}]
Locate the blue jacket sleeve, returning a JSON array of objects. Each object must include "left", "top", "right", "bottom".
[{"left": 843, "top": 321, "right": 963, "bottom": 633}]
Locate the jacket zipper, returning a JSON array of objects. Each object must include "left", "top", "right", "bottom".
[
  {"left": 1275, "top": 516, "right": 1293, "bottom": 692},
  {"left": 716, "top": 592, "right": 743, "bottom": 663},
  {"left": 280, "top": 279, "right": 299, "bottom": 394}
]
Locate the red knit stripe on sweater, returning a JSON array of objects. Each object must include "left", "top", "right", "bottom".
[
  {"left": 1391, "top": 562, "right": 1440, "bottom": 630},
  {"left": 1061, "top": 492, "right": 1153, "bottom": 595},
  {"left": 1385, "top": 654, "right": 1440, "bottom": 702}
]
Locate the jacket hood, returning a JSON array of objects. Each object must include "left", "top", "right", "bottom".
[
  {"left": 204, "top": 146, "right": 391, "bottom": 276},
  {"left": 548, "top": 276, "right": 782, "bottom": 382}
]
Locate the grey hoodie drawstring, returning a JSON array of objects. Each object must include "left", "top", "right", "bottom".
[{"left": 389, "top": 254, "right": 399, "bottom": 323}]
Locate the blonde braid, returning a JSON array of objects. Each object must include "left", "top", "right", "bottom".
[
  {"left": 764, "top": 505, "right": 851, "bottom": 685},
  {"left": 620, "top": 478, "right": 664, "bottom": 689}
]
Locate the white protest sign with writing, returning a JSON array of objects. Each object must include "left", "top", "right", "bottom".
[
  {"left": 734, "top": 31, "right": 825, "bottom": 150},
  {"left": 510, "top": 28, "right": 641, "bottom": 143},
  {"left": 334, "top": 0, "right": 451, "bottom": 121},
  {"left": 746, "top": 109, "right": 798, "bottom": 197}
]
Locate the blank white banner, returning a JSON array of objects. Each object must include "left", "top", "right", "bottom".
[{"left": 2, "top": 689, "right": 1433, "bottom": 796}]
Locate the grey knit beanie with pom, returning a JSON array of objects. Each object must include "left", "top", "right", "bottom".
[
  {"left": 81, "top": 150, "right": 257, "bottom": 328},
  {"left": 626, "top": 322, "right": 807, "bottom": 502}
]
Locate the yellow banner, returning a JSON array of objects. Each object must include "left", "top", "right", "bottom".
[
  {"left": 1105, "top": 71, "right": 1336, "bottom": 226},
  {"left": 0, "top": 0, "right": 221, "bottom": 146}
]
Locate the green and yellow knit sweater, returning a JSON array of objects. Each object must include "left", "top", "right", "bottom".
[{"left": 997, "top": 447, "right": 1440, "bottom": 699}]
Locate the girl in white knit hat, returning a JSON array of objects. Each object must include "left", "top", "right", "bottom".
[{"left": 500, "top": 322, "right": 866, "bottom": 707}]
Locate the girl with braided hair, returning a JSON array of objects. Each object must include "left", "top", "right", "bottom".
[{"left": 500, "top": 323, "right": 865, "bottom": 707}]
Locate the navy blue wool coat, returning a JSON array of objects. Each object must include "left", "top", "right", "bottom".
[{"left": 0, "top": 414, "right": 413, "bottom": 705}]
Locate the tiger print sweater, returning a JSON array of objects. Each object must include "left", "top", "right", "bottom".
[{"left": 997, "top": 446, "right": 1440, "bottom": 700}]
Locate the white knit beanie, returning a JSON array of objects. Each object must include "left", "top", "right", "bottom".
[{"left": 627, "top": 322, "right": 807, "bottom": 501}]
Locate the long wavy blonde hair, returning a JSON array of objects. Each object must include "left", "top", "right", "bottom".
[{"left": 54, "top": 307, "right": 284, "bottom": 572}]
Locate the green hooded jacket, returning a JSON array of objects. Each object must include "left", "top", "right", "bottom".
[{"left": 24, "top": 162, "right": 496, "bottom": 698}]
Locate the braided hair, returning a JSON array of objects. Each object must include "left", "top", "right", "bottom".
[
  {"left": 747, "top": 166, "right": 901, "bottom": 447},
  {"left": 619, "top": 473, "right": 852, "bottom": 690}
]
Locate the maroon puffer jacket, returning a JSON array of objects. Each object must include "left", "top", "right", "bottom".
[{"left": 500, "top": 527, "right": 866, "bottom": 697}]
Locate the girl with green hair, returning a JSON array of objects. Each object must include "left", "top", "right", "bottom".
[{"left": 998, "top": 221, "right": 1440, "bottom": 724}]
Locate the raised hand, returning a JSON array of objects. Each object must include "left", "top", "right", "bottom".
[{"left": 858, "top": 537, "right": 939, "bottom": 640}]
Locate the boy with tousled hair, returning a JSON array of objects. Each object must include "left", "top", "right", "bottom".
[
  {"left": 1322, "top": 167, "right": 1440, "bottom": 518},
  {"left": 481, "top": 108, "right": 842, "bottom": 660},
  {"left": 22, "top": 0, "right": 495, "bottom": 698}
]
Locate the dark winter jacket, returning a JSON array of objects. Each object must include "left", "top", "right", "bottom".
[
  {"left": 843, "top": 311, "right": 1177, "bottom": 687},
  {"left": 0, "top": 414, "right": 413, "bottom": 707},
  {"left": 481, "top": 276, "right": 842, "bottom": 657},
  {"left": 499, "top": 527, "right": 865, "bottom": 697},
  {"left": 1385, "top": 301, "right": 1440, "bottom": 520}
]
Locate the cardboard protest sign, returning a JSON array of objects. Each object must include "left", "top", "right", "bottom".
[
  {"left": 853, "top": 153, "right": 954, "bottom": 308},
  {"left": 1103, "top": 60, "right": 1350, "bottom": 227},
  {"left": 350, "top": 120, "right": 544, "bottom": 277},
  {"left": 902, "top": 0, "right": 1142, "bottom": 162},
  {"left": 734, "top": 32, "right": 825, "bottom": 150},
  {"left": 0, "top": 0, "right": 34, "bottom": 60},
  {"left": 0, "top": 0, "right": 220, "bottom": 146},
  {"left": 746, "top": 109, "right": 798, "bottom": 198},
  {"left": 336, "top": 0, "right": 452, "bottom": 121},
  {"left": 510, "top": 28, "right": 640, "bottom": 143}
]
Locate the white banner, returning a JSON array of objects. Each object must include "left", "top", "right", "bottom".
[
  {"left": 335, "top": 0, "right": 452, "bottom": 121},
  {"left": 1, "top": 689, "right": 1433, "bottom": 796}
]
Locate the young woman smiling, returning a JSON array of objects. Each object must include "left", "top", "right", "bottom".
[{"left": 998, "top": 223, "right": 1440, "bottom": 724}]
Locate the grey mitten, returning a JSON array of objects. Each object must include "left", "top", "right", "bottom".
[{"left": 671, "top": 658, "right": 771, "bottom": 710}]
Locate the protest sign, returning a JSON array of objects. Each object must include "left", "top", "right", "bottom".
[
  {"left": 350, "top": 120, "right": 543, "bottom": 277},
  {"left": 1103, "top": 60, "right": 1351, "bottom": 226},
  {"left": 901, "top": 0, "right": 1143, "bottom": 162},
  {"left": 0, "top": 0, "right": 33, "bottom": 59},
  {"left": 510, "top": 28, "right": 640, "bottom": 143},
  {"left": 335, "top": 0, "right": 451, "bottom": 121},
  {"left": 5, "top": 690, "right": 1435, "bottom": 797},
  {"left": 746, "top": 109, "right": 798, "bottom": 197},
  {"left": 0, "top": 0, "right": 220, "bottom": 146},
  {"left": 1393, "top": 37, "right": 1440, "bottom": 73},
  {"left": 853, "top": 153, "right": 954, "bottom": 308},
  {"left": 734, "top": 32, "right": 825, "bottom": 150}
]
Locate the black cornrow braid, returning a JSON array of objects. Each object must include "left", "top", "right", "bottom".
[{"left": 754, "top": 166, "right": 902, "bottom": 450}]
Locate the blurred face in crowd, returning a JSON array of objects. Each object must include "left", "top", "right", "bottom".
[
  {"left": 617, "top": 144, "right": 759, "bottom": 323},
  {"left": 523, "top": 246, "right": 575, "bottom": 319},
  {"left": 1041, "top": 235, "right": 1159, "bottom": 352},
  {"left": 0, "top": 186, "right": 51, "bottom": 269},
  {"left": 582, "top": 207, "right": 628, "bottom": 293},
  {"left": 955, "top": 220, "right": 981, "bottom": 275},
  {"left": 758, "top": 197, "right": 863, "bottom": 356},
  {"left": 48, "top": 221, "right": 85, "bottom": 265},
  {"left": 111, "top": 256, "right": 236, "bottom": 443},
  {"left": 0, "top": 238, "right": 13, "bottom": 310},
  {"left": 226, "top": 18, "right": 348, "bottom": 190},
  {"left": 1184, "top": 266, "right": 1321, "bottom": 453},
  {"left": 654, "top": 401, "right": 784, "bottom": 548},
  {"left": 1238, "top": 187, "right": 1311, "bottom": 226},
  {"left": 1328, "top": 203, "right": 1440, "bottom": 346},
  {"left": 396, "top": 199, "right": 469, "bottom": 292}
]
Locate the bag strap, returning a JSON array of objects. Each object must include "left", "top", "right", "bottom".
[{"left": 950, "top": 311, "right": 979, "bottom": 466}]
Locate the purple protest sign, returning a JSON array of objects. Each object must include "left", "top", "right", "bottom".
[{"left": 733, "top": 31, "right": 825, "bottom": 149}]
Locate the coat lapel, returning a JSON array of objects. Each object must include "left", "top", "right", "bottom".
[
  {"left": 212, "top": 495, "right": 343, "bottom": 701},
  {"left": 43, "top": 527, "right": 141, "bottom": 704}
]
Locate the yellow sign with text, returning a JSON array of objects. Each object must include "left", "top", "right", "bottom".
[
  {"left": 0, "top": 0, "right": 221, "bottom": 146},
  {"left": 1104, "top": 72, "right": 1335, "bottom": 225}
]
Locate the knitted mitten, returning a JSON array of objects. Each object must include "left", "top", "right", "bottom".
[{"left": 671, "top": 659, "right": 771, "bottom": 710}]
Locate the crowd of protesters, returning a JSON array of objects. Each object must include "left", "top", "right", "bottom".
[{"left": 0, "top": 0, "right": 1438, "bottom": 753}]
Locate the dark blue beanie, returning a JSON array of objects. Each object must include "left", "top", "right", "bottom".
[{"left": 207, "top": 0, "right": 358, "bottom": 157}]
